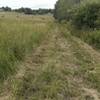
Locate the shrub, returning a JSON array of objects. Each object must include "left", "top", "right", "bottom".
[
  {"left": 72, "top": 0, "right": 100, "bottom": 29},
  {"left": 54, "top": 0, "right": 82, "bottom": 21},
  {"left": 85, "top": 30, "right": 100, "bottom": 49}
]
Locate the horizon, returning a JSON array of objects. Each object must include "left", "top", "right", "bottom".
[
  {"left": 0, "top": 6, "right": 55, "bottom": 10},
  {"left": 0, "top": 0, "right": 58, "bottom": 9}
]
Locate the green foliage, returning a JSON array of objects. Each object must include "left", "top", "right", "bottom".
[
  {"left": 0, "top": 7, "right": 54, "bottom": 15},
  {"left": 14, "top": 8, "right": 54, "bottom": 15},
  {"left": 54, "top": 0, "right": 100, "bottom": 29},
  {"left": 72, "top": 30, "right": 100, "bottom": 49},
  {"left": 72, "top": 0, "right": 100, "bottom": 29},
  {"left": 54, "top": 0, "right": 82, "bottom": 21},
  {"left": 1, "top": 6, "right": 12, "bottom": 12},
  {"left": 0, "top": 13, "right": 51, "bottom": 81}
]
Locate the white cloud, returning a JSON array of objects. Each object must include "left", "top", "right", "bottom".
[{"left": 0, "top": 0, "right": 58, "bottom": 9}]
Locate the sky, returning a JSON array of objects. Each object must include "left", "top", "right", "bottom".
[{"left": 0, "top": 0, "right": 58, "bottom": 9}]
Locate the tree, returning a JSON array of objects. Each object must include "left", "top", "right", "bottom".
[
  {"left": 72, "top": 1, "right": 100, "bottom": 29},
  {"left": 54, "top": 0, "right": 82, "bottom": 21},
  {"left": 14, "top": 8, "right": 54, "bottom": 15},
  {"left": 24, "top": 8, "right": 33, "bottom": 14},
  {"left": 2, "top": 6, "right": 12, "bottom": 11}
]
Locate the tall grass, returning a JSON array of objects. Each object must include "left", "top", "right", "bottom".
[
  {"left": 71, "top": 29, "right": 100, "bottom": 50},
  {"left": 0, "top": 12, "right": 53, "bottom": 81},
  {"left": 79, "top": 30, "right": 100, "bottom": 49}
]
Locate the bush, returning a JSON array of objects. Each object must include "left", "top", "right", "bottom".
[
  {"left": 85, "top": 30, "right": 100, "bottom": 49},
  {"left": 72, "top": 1, "right": 100, "bottom": 29},
  {"left": 54, "top": 0, "right": 82, "bottom": 21}
]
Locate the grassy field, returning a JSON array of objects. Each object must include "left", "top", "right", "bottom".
[
  {"left": 0, "top": 12, "right": 100, "bottom": 100},
  {"left": 0, "top": 12, "right": 53, "bottom": 81},
  {"left": 70, "top": 28, "right": 100, "bottom": 51}
]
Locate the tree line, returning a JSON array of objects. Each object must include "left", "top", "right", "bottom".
[
  {"left": 54, "top": 0, "right": 100, "bottom": 29},
  {"left": 0, "top": 6, "right": 54, "bottom": 15}
]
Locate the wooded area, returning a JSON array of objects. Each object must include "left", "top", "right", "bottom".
[{"left": 54, "top": 0, "right": 100, "bottom": 29}]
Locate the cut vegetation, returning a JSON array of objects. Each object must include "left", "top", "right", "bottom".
[
  {"left": 0, "top": 0, "right": 100, "bottom": 99},
  {"left": 0, "top": 12, "right": 99, "bottom": 100}
]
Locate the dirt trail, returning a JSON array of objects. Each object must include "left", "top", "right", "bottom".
[
  {"left": 83, "top": 88, "right": 100, "bottom": 100},
  {"left": 0, "top": 24, "right": 100, "bottom": 100}
]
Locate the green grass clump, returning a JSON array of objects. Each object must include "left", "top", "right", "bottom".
[
  {"left": 0, "top": 12, "right": 52, "bottom": 81},
  {"left": 15, "top": 65, "right": 81, "bottom": 100},
  {"left": 84, "top": 30, "right": 100, "bottom": 49}
]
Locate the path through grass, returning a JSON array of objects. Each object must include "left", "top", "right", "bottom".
[{"left": 0, "top": 13, "right": 100, "bottom": 100}]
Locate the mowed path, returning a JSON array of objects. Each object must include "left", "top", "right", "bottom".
[{"left": 0, "top": 19, "right": 100, "bottom": 100}]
